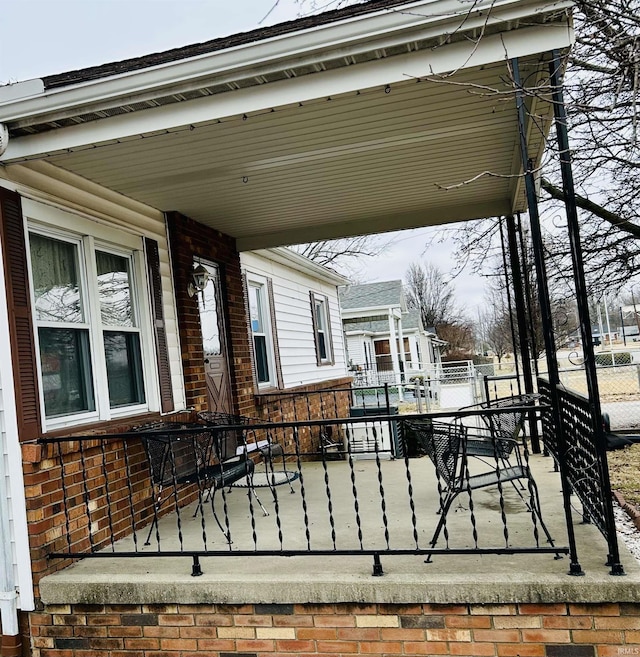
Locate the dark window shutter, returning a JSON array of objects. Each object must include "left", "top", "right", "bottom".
[
  {"left": 0, "top": 188, "right": 42, "bottom": 440},
  {"left": 266, "top": 278, "right": 283, "bottom": 389},
  {"left": 144, "top": 237, "right": 174, "bottom": 413}
]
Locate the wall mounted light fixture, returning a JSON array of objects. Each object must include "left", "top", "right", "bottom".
[{"left": 187, "top": 263, "right": 209, "bottom": 297}]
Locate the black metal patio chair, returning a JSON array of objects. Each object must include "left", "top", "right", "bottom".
[
  {"left": 456, "top": 393, "right": 540, "bottom": 465},
  {"left": 404, "top": 416, "right": 556, "bottom": 559}
]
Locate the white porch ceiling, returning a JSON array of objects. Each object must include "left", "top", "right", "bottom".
[{"left": 41, "top": 59, "right": 549, "bottom": 250}]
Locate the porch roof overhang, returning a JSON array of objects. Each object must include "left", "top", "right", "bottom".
[
  {"left": 342, "top": 306, "right": 403, "bottom": 319},
  {"left": 0, "top": 0, "right": 573, "bottom": 251}
]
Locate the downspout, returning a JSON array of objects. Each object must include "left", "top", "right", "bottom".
[
  {"left": 0, "top": 380, "right": 20, "bottom": 648},
  {"left": 0, "top": 124, "right": 8, "bottom": 157},
  {"left": 0, "top": 459, "right": 20, "bottom": 635}
]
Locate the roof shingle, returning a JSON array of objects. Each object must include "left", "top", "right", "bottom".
[
  {"left": 42, "top": 0, "right": 419, "bottom": 90},
  {"left": 339, "top": 280, "right": 404, "bottom": 310}
]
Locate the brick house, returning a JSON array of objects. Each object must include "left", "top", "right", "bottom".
[{"left": 2, "top": 1, "right": 640, "bottom": 656}]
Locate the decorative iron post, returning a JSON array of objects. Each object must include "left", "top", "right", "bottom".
[
  {"left": 548, "top": 51, "right": 624, "bottom": 575},
  {"left": 511, "top": 56, "right": 583, "bottom": 575},
  {"left": 505, "top": 214, "right": 541, "bottom": 453}
]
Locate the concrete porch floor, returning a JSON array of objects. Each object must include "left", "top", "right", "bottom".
[{"left": 40, "top": 454, "right": 640, "bottom": 606}]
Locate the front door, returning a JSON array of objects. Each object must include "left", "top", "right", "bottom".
[{"left": 197, "top": 261, "right": 232, "bottom": 414}]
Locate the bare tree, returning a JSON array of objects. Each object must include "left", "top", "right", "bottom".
[
  {"left": 404, "top": 261, "right": 476, "bottom": 358},
  {"left": 289, "top": 234, "right": 397, "bottom": 276},
  {"left": 405, "top": 262, "right": 457, "bottom": 328},
  {"left": 478, "top": 287, "right": 513, "bottom": 366},
  {"left": 438, "top": 321, "right": 476, "bottom": 361}
]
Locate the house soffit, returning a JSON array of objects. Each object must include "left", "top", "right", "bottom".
[{"left": 0, "top": 1, "right": 573, "bottom": 250}]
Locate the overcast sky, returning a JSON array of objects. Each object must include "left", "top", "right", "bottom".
[{"left": 0, "top": 0, "right": 487, "bottom": 314}]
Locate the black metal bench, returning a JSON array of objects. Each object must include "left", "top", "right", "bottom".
[
  {"left": 457, "top": 393, "right": 540, "bottom": 463},
  {"left": 134, "top": 420, "right": 266, "bottom": 545}
]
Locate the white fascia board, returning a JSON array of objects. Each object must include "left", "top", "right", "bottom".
[
  {"left": 0, "top": 0, "right": 571, "bottom": 124},
  {"left": 341, "top": 306, "right": 402, "bottom": 318},
  {"left": 252, "top": 247, "right": 351, "bottom": 286},
  {"left": 1, "top": 19, "right": 573, "bottom": 163}
]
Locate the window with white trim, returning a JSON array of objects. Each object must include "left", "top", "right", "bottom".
[
  {"left": 247, "top": 278, "right": 275, "bottom": 387},
  {"left": 27, "top": 219, "right": 152, "bottom": 427},
  {"left": 311, "top": 292, "right": 333, "bottom": 365}
]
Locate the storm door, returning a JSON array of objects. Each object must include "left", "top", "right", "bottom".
[{"left": 197, "top": 261, "right": 232, "bottom": 414}]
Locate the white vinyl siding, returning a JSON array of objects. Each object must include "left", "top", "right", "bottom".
[
  {"left": 241, "top": 252, "right": 347, "bottom": 388},
  {"left": 345, "top": 336, "right": 365, "bottom": 368}
]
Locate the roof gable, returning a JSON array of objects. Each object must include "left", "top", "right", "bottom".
[{"left": 339, "top": 280, "right": 404, "bottom": 310}]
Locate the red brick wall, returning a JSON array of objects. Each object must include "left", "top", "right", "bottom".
[
  {"left": 21, "top": 417, "right": 170, "bottom": 594},
  {"left": 22, "top": 601, "right": 640, "bottom": 656},
  {"left": 166, "top": 212, "right": 253, "bottom": 415},
  {"left": 254, "top": 379, "right": 353, "bottom": 455}
]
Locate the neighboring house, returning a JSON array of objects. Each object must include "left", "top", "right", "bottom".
[
  {"left": 1, "top": 2, "right": 631, "bottom": 657},
  {"left": 240, "top": 248, "right": 350, "bottom": 390},
  {"left": 340, "top": 280, "right": 444, "bottom": 383}
]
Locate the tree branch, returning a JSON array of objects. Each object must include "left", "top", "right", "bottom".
[{"left": 540, "top": 177, "right": 640, "bottom": 239}]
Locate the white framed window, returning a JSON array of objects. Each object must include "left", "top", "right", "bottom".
[
  {"left": 247, "top": 277, "right": 276, "bottom": 388},
  {"left": 401, "top": 337, "right": 412, "bottom": 366},
  {"left": 311, "top": 292, "right": 334, "bottom": 366},
  {"left": 25, "top": 204, "right": 155, "bottom": 429}
]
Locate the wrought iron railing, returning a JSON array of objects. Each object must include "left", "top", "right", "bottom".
[
  {"left": 39, "top": 407, "right": 576, "bottom": 576},
  {"left": 537, "top": 378, "right": 623, "bottom": 574}
]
